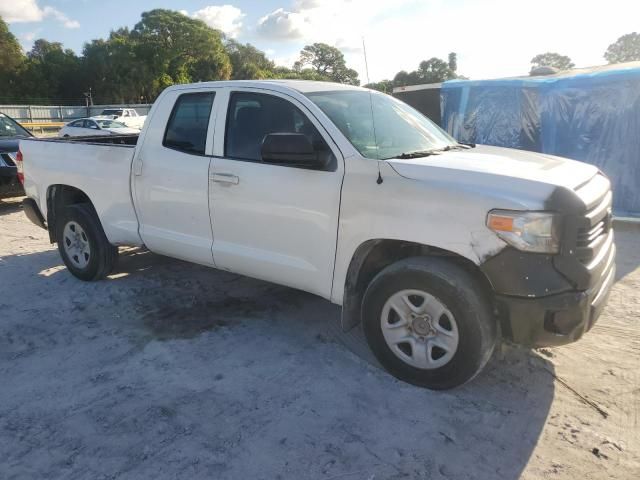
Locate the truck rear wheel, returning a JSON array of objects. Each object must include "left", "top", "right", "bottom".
[
  {"left": 362, "top": 257, "right": 497, "bottom": 390},
  {"left": 56, "top": 204, "right": 118, "bottom": 281}
]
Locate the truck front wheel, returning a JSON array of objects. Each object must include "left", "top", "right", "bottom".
[
  {"left": 56, "top": 204, "right": 118, "bottom": 281},
  {"left": 362, "top": 257, "right": 497, "bottom": 390}
]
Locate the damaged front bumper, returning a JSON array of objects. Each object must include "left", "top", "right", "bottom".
[{"left": 495, "top": 256, "right": 615, "bottom": 347}]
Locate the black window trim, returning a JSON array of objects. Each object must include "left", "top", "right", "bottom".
[
  {"left": 223, "top": 89, "right": 338, "bottom": 172},
  {"left": 162, "top": 91, "right": 216, "bottom": 157}
]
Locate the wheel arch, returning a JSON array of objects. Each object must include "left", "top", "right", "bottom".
[
  {"left": 340, "top": 239, "right": 496, "bottom": 332},
  {"left": 46, "top": 184, "right": 97, "bottom": 243}
]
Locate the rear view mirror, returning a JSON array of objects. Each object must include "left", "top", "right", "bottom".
[{"left": 261, "top": 133, "right": 327, "bottom": 169}]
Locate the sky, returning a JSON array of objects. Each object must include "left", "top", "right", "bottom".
[{"left": 2, "top": 0, "right": 640, "bottom": 83}]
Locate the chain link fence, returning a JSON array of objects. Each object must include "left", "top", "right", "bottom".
[{"left": 0, "top": 104, "right": 153, "bottom": 124}]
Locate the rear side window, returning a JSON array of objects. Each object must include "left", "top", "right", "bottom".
[
  {"left": 225, "top": 92, "right": 327, "bottom": 162},
  {"left": 164, "top": 92, "right": 215, "bottom": 155}
]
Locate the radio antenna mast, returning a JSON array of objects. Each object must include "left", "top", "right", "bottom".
[{"left": 362, "top": 37, "right": 371, "bottom": 84}]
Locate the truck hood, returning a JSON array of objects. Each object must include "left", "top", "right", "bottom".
[{"left": 387, "top": 145, "right": 598, "bottom": 190}]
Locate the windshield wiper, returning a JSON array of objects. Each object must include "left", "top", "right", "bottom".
[
  {"left": 442, "top": 143, "right": 475, "bottom": 151},
  {"left": 384, "top": 143, "right": 476, "bottom": 160},
  {"left": 386, "top": 149, "right": 442, "bottom": 160}
]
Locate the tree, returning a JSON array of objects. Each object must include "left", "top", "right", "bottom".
[
  {"left": 83, "top": 29, "right": 146, "bottom": 103},
  {"left": 0, "top": 17, "right": 22, "bottom": 72},
  {"left": 0, "top": 16, "right": 23, "bottom": 99},
  {"left": 226, "top": 40, "right": 275, "bottom": 80},
  {"left": 130, "top": 9, "right": 231, "bottom": 98},
  {"left": 417, "top": 57, "right": 457, "bottom": 83},
  {"left": 16, "top": 39, "right": 82, "bottom": 102},
  {"left": 604, "top": 32, "right": 640, "bottom": 64},
  {"left": 530, "top": 52, "right": 574, "bottom": 71},
  {"left": 294, "top": 43, "right": 359, "bottom": 85},
  {"left": 391, "top": 53, "right": 459, "bottom": 88},
  {"left": 364, "top": 79, "right": 394, "bottom": 93},
  {"left": 448, "top": 52, "right": 457, "bottom": 73}
]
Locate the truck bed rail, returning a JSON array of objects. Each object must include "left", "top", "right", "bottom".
[{"left": 30, "top": 135, "right": 139, "bottom": 147}]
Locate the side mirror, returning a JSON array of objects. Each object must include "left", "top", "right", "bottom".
[{"left": 261, "top": 133, "right": 327, "bottom": 169}]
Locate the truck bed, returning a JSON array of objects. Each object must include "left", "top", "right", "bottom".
[{"left": 20, "top": 135, "right": 143, "bottom": 246}]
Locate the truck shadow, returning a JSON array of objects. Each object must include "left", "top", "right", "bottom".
[
  {"left": 2, "top": 246, "right": 558, "bottom": 479},
  {"left": 612, "top": 220, "right": 640, "bottom": 281},
  {"left": 0, "top": 196, "right": 24, "bottom": 215}
]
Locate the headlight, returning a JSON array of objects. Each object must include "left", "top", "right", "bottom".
[{"left": 487, "top": 210, "right": 560, "bottom": 254}]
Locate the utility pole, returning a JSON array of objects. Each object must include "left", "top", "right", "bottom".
[{"left": 83, "top": 88, "right": 94, "bottom": 116}]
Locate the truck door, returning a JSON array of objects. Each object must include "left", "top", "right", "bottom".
[
  {"left": 133, "top": 89, "right": 217, "bottom": 266},
  {"left": 208, "top": 88, "right": 344, "bottom": 298}
]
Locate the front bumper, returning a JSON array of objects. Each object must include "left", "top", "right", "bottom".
[{"left": 495, "top": 244, "right": 616, "bottom": 347}]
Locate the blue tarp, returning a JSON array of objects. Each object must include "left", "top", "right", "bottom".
[{"left": 441, "top": 66, "right": 640, "bottom": 216}]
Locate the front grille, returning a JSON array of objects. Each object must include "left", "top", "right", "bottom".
[
  {"left": 0, "top": 153, "right": 17, "bottom": 167},
  {"left": 553, "top": 173, "right": 615, "bottom": 291},
  {"left": 575, "top": 189, "right": 612, "bottom": 265}
]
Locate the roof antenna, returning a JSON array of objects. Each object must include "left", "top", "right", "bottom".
[
  {"left": 363, "top": 36, "right": 383, "bottom": 185},
  {"left": 362, "top": 36, "right": 371, "bottom": 85}
]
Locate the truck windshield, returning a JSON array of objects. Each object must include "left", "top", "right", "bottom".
[
  {"left": 305, "top": 90, "right": 457, "bottom": 160},
  {"left": 0, "top": 113, "right": 31, "bottom": 138}
]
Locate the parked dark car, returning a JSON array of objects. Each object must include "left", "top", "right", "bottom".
[{"left": 0, "top": 112, "right": 32, "bottom": 199}]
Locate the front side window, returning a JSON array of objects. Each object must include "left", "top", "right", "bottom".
[
  {"left": 163, "top": 92, "right": 215, "bottom": 155},
  {"left": 305, "top": 90, "right": 456, "bottom": 160},
  {"left": 84, "top": 120, "right": 99, "bottom": 129},
  {"left": 225, "top": 92, "right": 327, "bottom": 162}
]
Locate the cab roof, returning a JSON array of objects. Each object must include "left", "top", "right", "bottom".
[{"left": 167, "top": 80, "right": 368, "bottom": 94}]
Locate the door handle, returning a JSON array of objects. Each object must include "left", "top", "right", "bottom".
[
  {"left": 210, "top": 173, "right": 239, "bottom": 185},
  {"left": 133, "top": 156, "right": 143, "bottom": 176}
]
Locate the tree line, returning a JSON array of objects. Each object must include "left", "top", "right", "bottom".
[
  {"left": 366, "top": 33, "right": 640, "bottom": 93},
  {"left": 2, "top": 8, "right": 640, "bottom": 103},
  {"left": 0, "top": 9, "right": 359, "bottom": 105}
]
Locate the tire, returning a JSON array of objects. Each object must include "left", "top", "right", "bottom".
[
  {"left": 362, "top": 256, "right": 497, "bottom": 390},
  {"left": 56, "top": 203, "right": 118, "bottom": 281}
]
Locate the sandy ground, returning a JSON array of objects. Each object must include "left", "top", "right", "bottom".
[{"left": 0, "top": 197, "right": 638, "bottom": 480}]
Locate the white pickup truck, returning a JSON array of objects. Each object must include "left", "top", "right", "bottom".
[
  {"left": 18, "top": 80, "right": 616, "bottom": 389},
  {"left": 94, "top": 108, "right": 147, "bottom": 129}
]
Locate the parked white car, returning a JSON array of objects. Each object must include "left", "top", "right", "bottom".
[
  {"left": 59, "top": 118, "right": 140, "bottom": 137},
  {"left": 18, "top": 80, "right": 615, "bottom": 390},
  {"left": 94, "top": 108, "right": 147, "bottom": 129}
]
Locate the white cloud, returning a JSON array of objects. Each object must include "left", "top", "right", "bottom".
[
  {"left": 21, "top": 31, "right": 38, "bottom": 42},
  {"left": 0, "top": 0, "right": 44, "bottom": 22},
  {"left": 257, "top": 8, "right": 307, "bottom": 39},
  {"left": 255, "top": 0, "right": 640, "bottom": 82},
  {"left": 0, "top": 0, "right": 79, "bottom": 28},
  {"left": 355, "top": 0, "right": 640, "bottom": 82},
  {"left": 42, "top": 6, "right": 80, "bottom": 29},
  {"left": 192, "top": 5, "right": 245, "bottom": 38}
]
